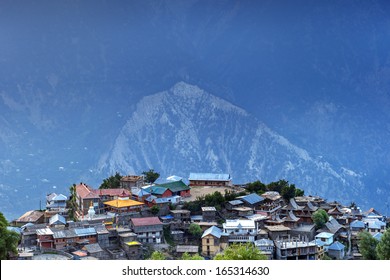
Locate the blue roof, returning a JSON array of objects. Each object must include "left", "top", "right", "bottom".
[
  {"left": 144, "top": 186, "right": 169, "bottom": 195},
  {"left": 350, "top": 220, "right": 365, "bottom": 228},
  {"left": 228, "top": 200, "right": 244, "bottom": 206},
  {"left": 201, "top": 226, "right": 222, "bottom": 238},
  {"left": 189, "top": 173, "right": 231, "bottom": 181},
  {"left": 240, "top": 193, "right": 264, "bottom": 205},
  {"left": 373, "top": 232, "right": 383, "bottom": 241},
  {"left": 133, "top": 188, "right": 150, "bottom": 197},
  {"left": 74, "top": 228, "right": 96, "bottom": 237},
  {"left": 329, "top": 241, "right": 345, "bottom": 251},
  {"left": 315, "top": 232, "right": 334, "bottom": 239}
]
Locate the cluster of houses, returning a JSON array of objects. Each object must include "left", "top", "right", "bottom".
[{"left": 9, "top": 173, "right": 388, "bottom": 260}]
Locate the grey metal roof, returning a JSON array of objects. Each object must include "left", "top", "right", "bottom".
[
  {"left": 49, "top": 214, "right": 66, "bottom": 225},
  {"left": 83, "top": 243, "right": 103, "bottom": 254},
  {"left": 228, "top": 200, "right": 244, "bottom": 206},
  {"left": 254, "top": 238, "right": 274, "bottom": 246},
  {"left": 189, "top": 173, "right": 231, "bottom": 181},
  {"left": 52, "top": 194, "right": 68, "bottom": 201},
  {"left": 201, "top": 225, "right": 222, "bottom": 239},
  {"left": 240, "top": 193, "right": 264, "bottom": 205}
]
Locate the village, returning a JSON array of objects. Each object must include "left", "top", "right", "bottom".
[{"left": 9, "top": 172, "right": 389, "bottom": 260}]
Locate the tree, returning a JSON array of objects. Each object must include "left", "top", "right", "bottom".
[
  {"left": 67, "top": 184, "right": 77, "bottom": 221},
  {"left": 312, "top": 209, "right": 329, "bottom": 229},
  {"left": 150, "top": 205, "right": 160, "bottom": 215},
  {"left": 246, "top": 180, "right": 267, "bottom": 194},
  {"left": 295, "top": 188, "right": 305, "bottom": 197},
  {"left": 267, "top": 179, "right": 289, "bottom": 193},
  {"left": 181, "top": 252, "right": 204, "bottom": 260},
  {"left": 377, "top": 229, "right": 390, "bottom": 260},
  {"left": 142, "top": 169, "right": 160, "bottom": 184},
  {"left": 99, "top": 172, "right": 123, "bottom": 189},
  {"left": 214, "top": 243, "right": 267, "bottom": 260},
  {"left": 148, "top": 251, "right": 166, "bottom": 260},
  {"left": 358, "top": 231, "right": 378, "bottom": 260},
  {"left": 0, "top": 212, "right": 20, "bottom": 260},
  {"left": 188, "top": 223, "right": 202, "bottom": 238},
  {"left": 281, "top": 184, "right": 296, "bottom": 201}
]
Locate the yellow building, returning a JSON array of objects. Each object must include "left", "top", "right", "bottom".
[{"left": 201, "top": 226, "right": 227, "bottom": 258}]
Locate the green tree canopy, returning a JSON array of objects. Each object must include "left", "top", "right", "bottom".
[
  {"left": 150, "top": 205, "right": 160, "bottom": 215},
  {"left": 214, "top": 243, "right": 267, "bottom": 260},
  {"left": 99, "top": 172, "right": 123, "bottom": 189},
  {"left": 181, "top": 252, "right": 204, "bottom": 260},
  {"left": 377, "top": 229, "right": 390, "bottom": 260},
  {"left": 246, "top": 180, "right": 267, "bottom": 194},
  {"left": 148, "top": 251, "right": 166, "bottom": 260},
  {"left": 142, "top": 169, "right": 160, "bottom": 184},
  {"left": 0, "top": 212, "right": 20, "bottom": 260},
  {"left": 358, "top": 231, "right": 378, "bottom": 260},
  {"left": 188, "top": 223, "right": 202, "bottom": 238},
  {"left": 312, "top": 209, "right": 329, "bottom": 229}
]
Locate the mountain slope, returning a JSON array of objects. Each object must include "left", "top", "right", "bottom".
[{"left": 98, "top": 82, "right": 368, "bottom": 207}]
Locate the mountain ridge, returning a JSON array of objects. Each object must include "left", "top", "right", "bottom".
[{"left": 97, "top": 82, "right": 367, "bottom": 207}]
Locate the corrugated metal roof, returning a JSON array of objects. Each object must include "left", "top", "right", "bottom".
[
  {"left": 240, "top": 193, "right": 264, "bottom": 205},
  {"left": 189, "top": 173, "right": 231, "bottom": 181},
  {"left": 201, "top": 226, "right": 222, "bottom": 238},
  {"left": 74, "top": 228, "right": 96, "bottom": 236},
  {"left": 131, "top": 217, "right": 162, "bottom": 227},
  {"left": 49, "top": 214, "right": 66, "bottom": 225},
  {"left": 52, "top": 194, "right": 68, "bottom": 201},
  {"left": 157, "top": 180, "right": 190, "bottom": 192},
  {"left": 223, "top": 219, "right": 255, "bottom": 229},
  {"left": 315, "top": 232, "right": 334, "bottom": 239},
  {"left": 350, "top": 220, "right": 365, "bottom": 228},
  {"left": 36, "top": 228, "right": 54, "bottom": 235}
]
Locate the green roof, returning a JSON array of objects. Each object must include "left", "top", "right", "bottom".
[{"left": 157, "top": 180, "right": 190, "bottom": 192}]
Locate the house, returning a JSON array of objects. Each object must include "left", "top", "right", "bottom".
[
  {"left": 274, "top": 238, "right": 317, "bottom": 260},
  {"left": 48, "top": 214, "right": 66, "bottom": 228},
  {"left": 52, "top": 227, "right": 97, "bottom": 250},
  {"left": 328, "top": 241, "right": 345, "bottom": 259},
  {"left": 120, "top": 175, "right": 144, "bottom": 192},
  {"left": 223, "top": 219, "right": 257, "bottom": 243},
  {"left": 75, "top": 183, "right": 101, "bottom": 216},
  {"left": 226, "top": 199, "right": 244, "bottom": 211},
  {"left": 350, "top": 220, "right": 366, "bottom": 232},
  {"left": 265, "top": 225, "right": 291, "bottom": 241},
  {"left": 36, "top": 228, "right": 54, "bottom": 249},
  {"left": 365, "top": 219, "right": 386, "bottom": 233},
  {"left": 282, "top": 211, "right": 301, "bottom": 228},
  {"left": 175, "top": 245, "right": 199, "bottom": 258},
  {"left": 202, "top": 207, "right": 217, "bottom": 222},
  {"left": 282, "top": 198, "right": 304, "bottom": 214},
  {"left": 189, "top": 173, "right": 232, "bottom": 187},
  {"left": 315, "top": 232, "right": 334, "bottom": 251},
  {"left": 130, "top": 217, "right": 163, "bottom": 244},
  {"left": 20, "top": 223, "right": 47, "bottom": 248},
  {"left": 290, "top": 224, "right": 316, "bottom": 241},
  {"left": 170, "top": 210, "right": 191, "bottom": 222},
  {"left": 132, "top": 188, "right": 151, "bottom": 202},
  {"left": 317, "top": 217, "right": 344, "bottom": 238},
  {"left": 254, "top": 238, "right": 275, "bottom": 260},
  {"left": 364, "top": 208, "right": 385, "bottom": 221},
  {"left": 143, "top": 185, "right": 173, "bottom": 198},
  {"left": 83, "top": 243, "right": 105, "bottom": 259},
  {"left": 46, "top": 193, "right": 67, "bottom": 211},
  {"left": 297, "top": 202, "right": 318, "bottom": 223},
  {"left": 238, "top": 193, "right": 265, "bottom": 209},
  {"left": 103, "top": 197, "right": 145, "bottom": 214},
  {"left": 156, "top": 180, "right": 191, "bottom": 197},
  {"left": 13, "top": 210, "right": 45, "bottom": 227},
  {"left": 201, "top": 226, "right": 228, "bottom": 258},
  {"left": 258, "top": 191, "right": 282, "bottom": 215},
  {"left": 122, "top": 241, "right": 142, "bottom": 260}
]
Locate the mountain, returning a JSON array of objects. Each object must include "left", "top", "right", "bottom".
[
  {"left": 98, "top": 82, "right": 371, "bottom": 207},
  {"left": 1, "top": 0, "right": 390, "bottom": 218}
]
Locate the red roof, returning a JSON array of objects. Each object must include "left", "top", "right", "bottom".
[
  {"left": 93, "top": 189, "right": 131, "bottom": 197},
  {"left": 131, "top": 217, "right": 162, "bottom": 227},
  {"left": 76, "top": 183, "right": 99, "bottom": 199}
]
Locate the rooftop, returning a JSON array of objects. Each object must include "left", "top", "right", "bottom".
[
  {"left": 189, "top": 173, "right": 231, "bottom": 181},
  {"left": 131, "top": 217, "right": 163, "bottom": 227}
]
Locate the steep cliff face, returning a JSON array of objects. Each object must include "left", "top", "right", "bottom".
[{"left": 99, "top": 82, "right": 367, "bottom": 205}]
